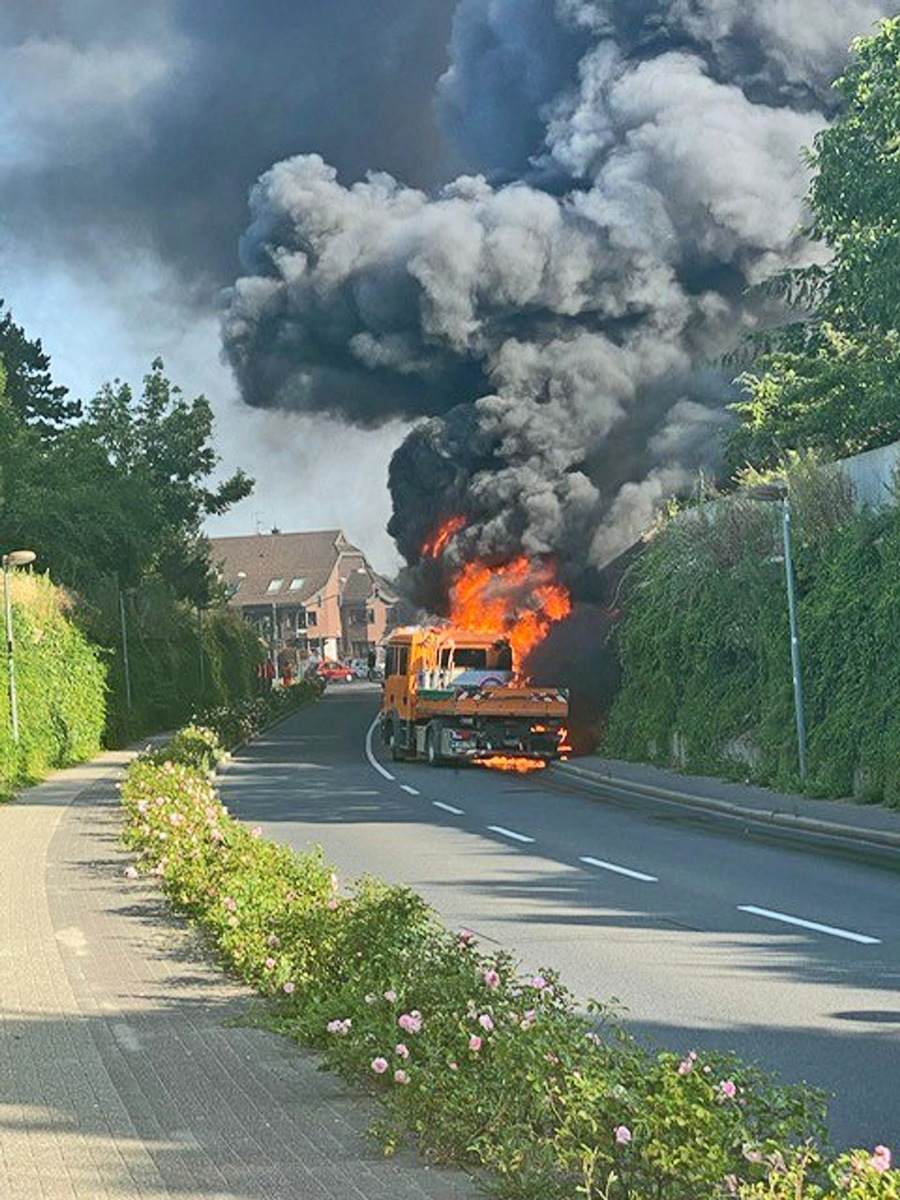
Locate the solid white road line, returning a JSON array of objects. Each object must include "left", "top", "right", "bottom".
[
  {"left": 401, "top": 785, "right": 420, "bottom": 796},
  {"left": 738, "top": 904, "right": 881, "bottom": 945},
  {"left": 579, "top": 855, "right": 658, "bottom": 882},
  {"left": 433, "top": 801, "right": 464, "bottom": 815},
  {"left": 487, "top": 825, "right": 535, "bottom": 844},
  {"left": 365, "top": 716, "right": 395, "bottom": 782}
]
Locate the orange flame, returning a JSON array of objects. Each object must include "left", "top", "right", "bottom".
[
  {"left": 448, "top": 555, "right": 571, "bottom": 669},
  {"left": 422, "top": 515, "right": 466, "bottom": 559},
  {"left": 476, "top": 755, "right": 547, "bottom": 773}
]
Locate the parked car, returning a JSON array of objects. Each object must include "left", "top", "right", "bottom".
[
  {"left": 314, "top": 659, "right": 354, "bottom": 683},
  {"left": 349, "top": 655, "right": 384, "bottom": 681}
]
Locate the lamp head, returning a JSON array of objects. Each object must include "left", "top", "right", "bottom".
[
  {"left": 3, "top": 549, "right": 36, "bottom": 568},
  {"left": 745, "top": 479, "right": 788, "bottom": 503}
]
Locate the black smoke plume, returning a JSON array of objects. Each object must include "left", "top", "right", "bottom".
[
  {"left": 220, "top": 1, "right": 891, "bottom": 739},
  {"left": 224, "top": 0, "right": 891, "bottom": 584}
]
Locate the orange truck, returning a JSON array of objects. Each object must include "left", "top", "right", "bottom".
[{"left": 379, "top": 625, "right": 569, "bottom": 766}]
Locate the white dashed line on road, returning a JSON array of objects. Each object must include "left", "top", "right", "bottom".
[
  {"left": 401, "top": 785, "right": 420, "bottom": 796},
  {"left": 487, "top": 825, "right": 535, "bottom": 844},
  {"left": 738, "top": 905, "right": 881, "bottom": 945},
  {"left": 433, "top": 801, "right": 464, "bottom": 815},
  {"left": 579, "top": 856, "right": 658, "bottom": 882}
]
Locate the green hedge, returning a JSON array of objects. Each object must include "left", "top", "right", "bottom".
[
  {"left": 118, "top": 709, "right": 897, "bottom": 1199},
  {"left": 74, "top": 576, "right": 266, "bottom": 746},
  {"left": 604, "top": 464, "right": 900, "bottom": 805},
  {"left": 0, "top": 571, "right": 106, "bottom": 798}
]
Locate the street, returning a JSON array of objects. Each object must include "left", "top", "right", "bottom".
[{"left": 218, "top": 687, "right": 900, "bottom": 1150}]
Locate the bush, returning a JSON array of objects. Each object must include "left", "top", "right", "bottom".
[
  {"left": 604, "top": 461, "right": 900, "bottom": 804},
  {"left": 118, "top": 706, "right": 897, "bottom": 1199},
  {"left": 0, "top": 571, "right": 106, "bottom": 798}
]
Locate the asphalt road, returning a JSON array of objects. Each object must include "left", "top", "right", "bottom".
[{"left": 217, "top": 685, "right": 900, "bottom": 1151}]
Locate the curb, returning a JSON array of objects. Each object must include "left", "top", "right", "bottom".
[{"left": 551, "top": 760, "right": 900, "bottom": 859}]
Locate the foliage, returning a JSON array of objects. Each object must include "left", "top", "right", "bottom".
[
  {"left": 0, "top": 570, "right": 106, "bottom": 799},
  {"left": 0, "top": 301, "right": 81, "bottom": 434},
  {"left": 726, "top": 18, "right": 900, "bottom": 476},
  {"left": 1, "top": 358, "right": 253, "bottom": 604},
  {"left": 117, "top": 710, "right": 895, "bottom": 1199},
  {"left": 602, "top": 459, "right": 900, "bottom": 804},
  {"left": 65, "top": 575, "right": 263, "bottom": 746}
]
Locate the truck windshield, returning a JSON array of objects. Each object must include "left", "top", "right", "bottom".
[{"left": 440, "top": 648, "right": 486, "bottom": 669}]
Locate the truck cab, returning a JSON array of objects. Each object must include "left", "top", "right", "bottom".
[{"left": 380, "top": 626, "right": 568, "bottom": 765}]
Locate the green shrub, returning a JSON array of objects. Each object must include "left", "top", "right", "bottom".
[
  {"left": 118, "top": 706, "right": 897, "bottom": 1199},
  {"left": 0, "top": 572, "right": 106, "bottom": 798},
  {"left": 605, "top": 462, "right": 900, "bottom": 805}
]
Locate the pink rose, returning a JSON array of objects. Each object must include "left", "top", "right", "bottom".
[{"left": 871, "top": 1145, "right": 892, "bottom": 1172}]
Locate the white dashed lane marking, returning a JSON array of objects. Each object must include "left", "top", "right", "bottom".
[
  {"left": 487, "top": 825, "right": 535, "bottom": 844},
  {"left": 738, "top": 905, "right": 881, "bottom": 945},
  {"left": 433, "top": 801, "right": 464, "bottom": 815},
  {"left": 579, "top": 855, "right": 658, "bottom": 882}
]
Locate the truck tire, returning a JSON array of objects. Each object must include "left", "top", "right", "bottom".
[
  {"left": 388, "top": 724, "right": 406, "bottom": 762},
  {"left": 425, "top": 726, "right": 441, "bottom": 767}
]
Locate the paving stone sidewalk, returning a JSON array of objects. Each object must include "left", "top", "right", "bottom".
[{"left": 0, "top": 752, "right": 480, "bottom": 1200}]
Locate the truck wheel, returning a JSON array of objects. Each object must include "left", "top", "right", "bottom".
[
  {"left": 425, "top": 726, "right": 441, "bottom": 767},
  {"left": 388, "top": 725, "right": 405, "bottom": 762}
]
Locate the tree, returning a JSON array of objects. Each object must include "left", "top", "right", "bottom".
[
  {"left": 726, "top": 17, "right": 900, "bottom": 474},
  {"left": 73, "top": 358, "right": 253, "bottom": 601},
  {"left": 0, "top": 301, "right": 81, "bottom": 435},
  {"left": 1, "top": 358, "right": 253, "bottom": 605}
]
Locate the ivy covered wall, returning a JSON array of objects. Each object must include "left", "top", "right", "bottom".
[{"left": 603, "top": 462, "right": 900, "bottom": 805}]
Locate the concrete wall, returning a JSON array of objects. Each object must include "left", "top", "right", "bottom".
[{"left": 831, "top": 440, "right": 900, "bottom": 509}]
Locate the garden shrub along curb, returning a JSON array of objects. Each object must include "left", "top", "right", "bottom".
[{"left": 120, "top": 712, "right": 896, "bottom": 1199}]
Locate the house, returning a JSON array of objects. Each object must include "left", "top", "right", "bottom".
[{"left": 208, "top": 529, "right": 398, "bottom": 671}]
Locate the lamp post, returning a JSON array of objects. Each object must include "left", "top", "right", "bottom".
[
  {"left": 118, "top": 588, "right": 134, "bottom": 710},
  {"left": 747, "top": 480, "right": 807, "bottom": 783},
  {"left": 3, "top": 549, "right": 36, "bottom": 742}
]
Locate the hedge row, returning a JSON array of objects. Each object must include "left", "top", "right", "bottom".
[
  {"left": 604, "top": 462, "right": 900, "bottom": 804},
  {"left": 0, "top": 571, "right": 106, "bottom": 799},
  {"left": 119, "top": 710, "right": 895, "bottom": 1199}
]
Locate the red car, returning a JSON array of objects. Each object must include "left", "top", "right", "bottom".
[{"left": 313, "top": 659, "right": 354, "bottom": 683}]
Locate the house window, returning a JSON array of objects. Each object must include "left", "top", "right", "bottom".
[
  {"left": 289, "top": 577, "right": 305, "bottom": 590},
  {"left": 267, "top": 578, "right": 284, "bottom": 593},
  {"left": 305, "top": 610, "right": 317, "bottom": 627}
]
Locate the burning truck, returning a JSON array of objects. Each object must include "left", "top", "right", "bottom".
[{"left": 379, "top": 531, "right": 572, "bottom": 770}]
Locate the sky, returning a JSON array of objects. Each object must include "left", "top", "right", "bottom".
[{"left": 0, "top": 1, "right": 894, "bottom": 580}]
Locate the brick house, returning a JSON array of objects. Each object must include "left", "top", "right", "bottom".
[{"left": 208, "top": 529, "right": 398, "bottom": 671}]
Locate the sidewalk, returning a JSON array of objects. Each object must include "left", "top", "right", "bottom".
[
  {"left": 0, "top": 750, "right": 479, "bottom": 1200},
  {"left": 553, "top": 754, "right": 900, "bottom": 863}
]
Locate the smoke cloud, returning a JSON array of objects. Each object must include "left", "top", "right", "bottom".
[{"left": 226, "top": 0, "right": 892, "bottom": 590}]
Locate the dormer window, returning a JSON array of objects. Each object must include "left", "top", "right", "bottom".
[
  {"left": 267, "top": 578, "right": 284, "bottom": 593},
  {"left": 289, "top": 577, "right": 305, "bottom": 591}
]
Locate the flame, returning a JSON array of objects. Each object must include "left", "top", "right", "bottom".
[
  {"left": 476, "top": 755, "right": 547, "bottom": 773},
  {"left": 448, "top": 555, "right": 571, "bottom": 668},
  {"left": 422, "top": 515, "right": 466, "bottom": 559}
]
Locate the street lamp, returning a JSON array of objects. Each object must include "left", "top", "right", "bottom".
[
  {"left": 746, "top": 479, "right": 807, "bottom": 782},
  {"left": 3, "top": 549, "right": 36, "bottom": 742},
  {"left": 118, "top": 588, "right": 135, "bottom": 710}
]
